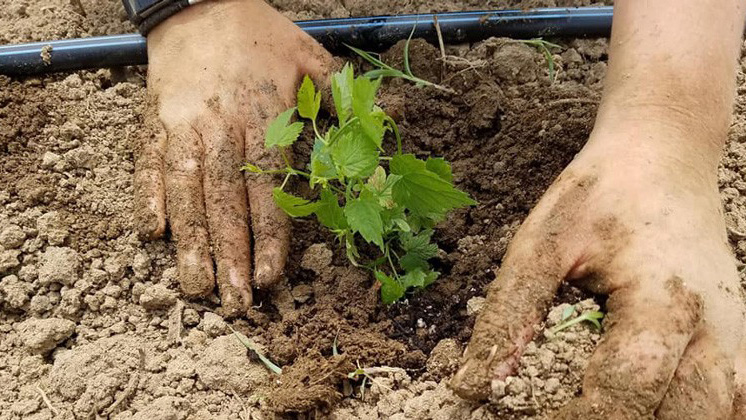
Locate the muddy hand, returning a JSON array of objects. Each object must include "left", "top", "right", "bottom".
[
  {"left": 133, "top": 0, "right": 334, "bottom": 317},
  {"left": 452, "top": 1, "right": 746, "bottom": 417},
  {"left": 451, "top": 122, "right": 746, "bottom": 416}
]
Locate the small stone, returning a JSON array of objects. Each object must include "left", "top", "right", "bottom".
[
  {"left": 17, "top": 317, "right": 76, "bottom": 354},
  {"left": 41, "top": 151, "right": 61, "bottom": 169},
  {"left": 466, "top": 296, "right": 486, "bottom": 316},
  {"left": 132, "top": 252, "right": 151, "bottom": 279},
  {"left": 29, "top": 294, "right": 52, "bottom": 315},
  {"left": 544, "top": 377, "right": 561, "bottom": 394},
  {"left": 506, "top": 377, "right": 527, "bottom": 396},
  {"left": 201, "top": 312, "right": 227, "bottom": 337},
  {"left": 103, "top": 255, "right": 126, "bottom": 280},
  {"left": 39, "top": 247, "right": 80, "bottom": 286},
  {"left": 64, "top": 145, "right": 99, "bottom": 169},
  {"left": 37, "top": 211, "right": 68, "bottom": 246},
  {"left": 182, "top": 308, "right": 200, "bottom": 327},
  {"left": 290, "top": 284, "right": 313, "bottom": 303},
  {"left": 491, "top": 379, "right": 507, "bottom": 399},
  {"left": 0, "top": 275, "right": 31, "bottom": 309},
  {"left": 0, "top": 225, "right": 26, "bottom": 249},
  {"left": 139, "top": 284, "right": 177, "bottom": 310},
  {"left": 0, "top": 250, "right": 21, "bottom": 274},
  {"left": 300, "top": 243, "right": 333, "bottom": 274}
]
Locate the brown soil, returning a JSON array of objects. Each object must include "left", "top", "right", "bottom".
[{"left": 4, "top": 0, "right": 746, "bottom": 419}]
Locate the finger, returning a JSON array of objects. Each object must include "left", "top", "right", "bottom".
[
  {"left": 732, "top": 338, "right": 746, "bottom": 419},
  {"left": 165, "top": 123, "right": 214, "bottom": 297},
  {"left": 656, "top": 331, "right": 734, "bottom": 420},
  {"left": 450, "top": 238, "right": 568, "bottom": 400},
  {"left": 200, "top": 117, "right": 253, "bottom": 317},
  {"left": 450, "top": 172, "right": 592, "bottom": 400},
  {"left": 134, "top": 100, "right": 167, "bottom": 239},
  {"left": 245, "top": 115, "right": 291, "bottom": 290},
  {"left": 555, "top": 276, "right": 704, "bottom": 419}
]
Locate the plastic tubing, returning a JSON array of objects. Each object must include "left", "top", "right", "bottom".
[{"left": 0, "top": 6, "right": 613, "bottom": 76}]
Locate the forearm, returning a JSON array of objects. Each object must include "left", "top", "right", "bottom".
[{"left": 593, "top": 0, "right": 746, "bottom": 165}]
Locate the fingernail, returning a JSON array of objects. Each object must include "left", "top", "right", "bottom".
[
  {"left": 178, "top": 249, "right": 213, "bottom": 297},
  {"left": 254, "top": 261, "right": 274, "bottom": 288}
]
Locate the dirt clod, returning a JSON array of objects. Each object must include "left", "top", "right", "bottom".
[
  {"left": 17, "top": 317, "right": 75, "bottom": 354},
  {"left": 38, "top": 246, "right": 80, "bottom": 286},
  {"left": 195, "top": 335, "right": 268, "bottom": 394},
  {"left": 139, "top": 284, "right": 177, "bottom": 310}
]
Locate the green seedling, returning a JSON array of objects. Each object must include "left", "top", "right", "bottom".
[
  {"left": 243, "top": 64, "right": 475, "bottom": 304},
  {"left": 517, "top": 38, "right": 562, "bottom": 82},
  {"left": 230, "top": 326, "right": 283, "bottom": 375},
  {"left": 551, "top": 310, "right": 604, "bottom": 334},
  {"left": 346, "top": 25, "right": 455, "bottom": 94}
]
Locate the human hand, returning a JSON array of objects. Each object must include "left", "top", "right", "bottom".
[
  {"left": 134, "top": 0, "right": 334, "bottom": 317},
  {"left": 450, "top": 119, "right": 746, "bottom": 418}
]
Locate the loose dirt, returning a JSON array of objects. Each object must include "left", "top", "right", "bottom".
[{"left": 4, "top": 0, "right": 746, "bottom": 419}]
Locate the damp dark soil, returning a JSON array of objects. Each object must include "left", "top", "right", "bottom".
[{"left": 240, "top": 37, "right": 603, "bottom": 412}]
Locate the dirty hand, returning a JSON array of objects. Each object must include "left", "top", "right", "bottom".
[
  {"left": 450, "top": 115, "right": 746, "bottom": 417},
  {"left": 134, "top": 0, "right": 334, "bottom": 316},
  {"left": 451, "top": 1, "right": 746, "bottom": 417}
]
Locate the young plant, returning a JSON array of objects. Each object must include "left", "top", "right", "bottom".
[
  {"left": 550, "top": 309, "right": 604, "bottom": 334},
  {"left": 517, "top": 38, "right": 562, "bottom": 82},
  {"left": 347, "top": 26, "right": 455, "bottom": 94},
  {"left": 243, "top": 64, "right": 475, "bottom": 304}
]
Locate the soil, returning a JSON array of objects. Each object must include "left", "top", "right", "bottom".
[{"left": 4, "top": 0, "right": 746, "bottom": 419}]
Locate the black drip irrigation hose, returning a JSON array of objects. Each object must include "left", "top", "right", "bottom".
[{"left": 0, "top": 6, "right": 613, "bottom": 76}]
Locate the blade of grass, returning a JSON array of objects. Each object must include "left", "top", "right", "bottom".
[
  {"left": 403, "top": 23, "right": 418, "bottom": 77},
  {"left": 229, "top": 326, "right": 283, "bottom": 375}
]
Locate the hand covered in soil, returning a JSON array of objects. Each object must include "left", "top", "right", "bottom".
[
  {"left": 450, "top": 119, "right": 746, "bottom": 417},
  {"left": 135, "top": 0, "right": 334, "bottom": 317}
]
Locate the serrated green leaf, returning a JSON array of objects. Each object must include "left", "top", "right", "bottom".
[
  {"left": 366, "top": 166, "right": 400, "bottom": 208},
  {"left": 351, "top": 77, "right": 385, "bottom": 146},
  {"left": 297, "top": 75, "right": 321, "bottom": 121},
  {"left": 345, "top": 231, "right": 360, "bottom": 266},
  {"left": 352, "top": 76, "right": 380, "bottom": 117},
  {"left": 331, "top": 132, "right": 379, "bottom": 179},
  {"left": 400, "top": 269, "right": 426, "bottom": 289},
  {"left": 272, "top": 188, "right": 320, "bottom": 217},
  {"left": 315, "top": 189, "right": 347, "bottom": 231},
  {"left": 367, "top": 166, "right": 387, "bottom": 191},
  {"left": 390, "top": 154, "right": 476, "bottom": 221},
  {"left": 393, "top": 218, "right": 410, "bottom": 232},
  {"left": 310, "top": 138, "right": 337, "bottom": 186},
  {"left": 400, "top": 253, "right": 428, "bottom": 272},
  {"left": 332, "top": 63, "right": 354, "bottom": 124},
  {"left": 425, "top": 157, "right": 453, "bottom": 182},
  {"left": 375, "top": 270, "right": 405, "bottom": 304},
  {"left": 400, "top": 230, "right": 438, "bottom": 259},
  {"left": 265, "top": 108, "right": 304, "bottom": 148},
  {"left": 423, "top": 270, "right": 439, "bottom": 287},
  {"left": 344, "top": 194, "right": 384, "bottom": 249},
  {"left": 398, "top": 230, "right": 438, "bottom": 272}
]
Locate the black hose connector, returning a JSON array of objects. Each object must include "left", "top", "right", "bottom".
[{"left": 0, "top": 6, "right": 613, "bottom": 76}]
